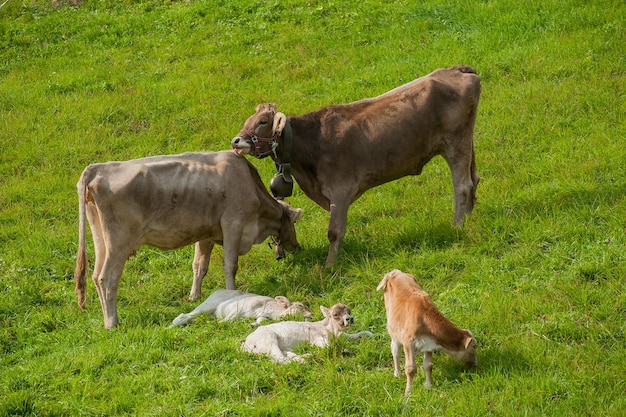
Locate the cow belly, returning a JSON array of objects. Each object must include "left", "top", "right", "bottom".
[{"left": 139, "top": 224, "right": 223, "bottom": 250}]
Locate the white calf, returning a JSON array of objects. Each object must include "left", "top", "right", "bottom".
[
  {"left": 377, "top": 269, "right": 477, "bottom": 394},
  {"left": 170, "top": 289, "right": 312, "bottom": 328},
  {"left": 241, "top": 303, "right": 372, "bottom": 364}
]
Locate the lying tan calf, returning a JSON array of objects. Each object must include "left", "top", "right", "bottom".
[
  {"left": 377, "top": 269, "right": 477, "bottom": 394},
  {"left": 241, "top": 303, "right": 372, "bottom": 364},
  {"left": 170, "top": 289, "right": 311, "bottom": 328}
]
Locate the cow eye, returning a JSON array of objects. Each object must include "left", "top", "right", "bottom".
[{"left": 259, "top": 119, "right": 268, "bottom": 126}]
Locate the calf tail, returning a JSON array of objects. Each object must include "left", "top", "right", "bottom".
[{"left": 74, "top": 169, "right": 89, "bottom": 310}]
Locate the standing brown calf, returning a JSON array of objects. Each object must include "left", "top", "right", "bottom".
[{"left": 377, "top": 269, "right": 477, "bottom": 394}]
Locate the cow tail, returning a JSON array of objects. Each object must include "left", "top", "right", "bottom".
[
  {"left": 452, "top": 65, "right": 477, "bottom": 75},
  {"left": 74, "top": 168, "right": 89, "bottom": 310}
]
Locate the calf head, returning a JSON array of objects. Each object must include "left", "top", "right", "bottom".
[
  {"left": 274, "top": 296, "right": 312, "bottom": 320},
  {"left": 321, "top": 303, "right": 355, "bottom": 334},
  {"left": 449, "top": 330, "right": 478, "bottom": 367},
  {"left": 231, "top": 103, "right": 286, "bottom": 159},
  {"left": 283, "top": 301, "right": 313, "bottom": 321},
  {"left": 274, "top": 200, "right": 303, "bottom": 259}
]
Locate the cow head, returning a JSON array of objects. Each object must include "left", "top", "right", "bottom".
[
  {"left": 273, "top": 200, "right": 302, "bottom": 259},
  {"left": 231, "top": 103, "right": 286, "bottom": 159}
]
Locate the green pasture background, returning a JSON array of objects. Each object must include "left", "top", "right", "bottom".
[{"left": 1, "top": 0, "right": 624, "bottom": 415}]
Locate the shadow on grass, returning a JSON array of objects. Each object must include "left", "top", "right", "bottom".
[
  {"left": 244, "top": 220, "right": 465, "bottom": 297},
  {"left": 438, "top": 344, "right": 531, "bottom": 385},
  {"left": 333, "top": 221, "right": 462, "bottom": 262},
  {"left": 482, "top": 180, "right": 625, "bottom": 221}
]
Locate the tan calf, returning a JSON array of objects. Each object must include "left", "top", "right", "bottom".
[
  {"left": 377, "top": 269, "right": 477, "bottom": 394},
  {"left": 241, "top": 303, "right": 372, "bottom": 364}
]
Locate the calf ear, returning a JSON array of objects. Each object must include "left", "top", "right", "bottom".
[
  {"left": 274, "top": 296, "right": 290, "bottom": 308},
  {"left": 320, "top": 306, "right": 330, "bottom": 318},
  {"left": 273, "top": 112, "right": 287, "bottom": 135},
  {"left": 376, "top": 275, "right": 389, "bottom": 291},
  {"left": 463, "top": 333, "right": 475, "bottom": 349},
  {"left": 289, "top": 207, "right": 303, "bottom": 223}
]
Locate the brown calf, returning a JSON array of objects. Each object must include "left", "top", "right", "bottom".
[{"left": 377, "top": 269, "right": 477, "bottom": 394}]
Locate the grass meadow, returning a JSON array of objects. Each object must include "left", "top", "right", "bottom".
[{"left": 1, "top": 0, "right": 625, "bottom": 415}]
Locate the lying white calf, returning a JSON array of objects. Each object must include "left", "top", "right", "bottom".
[
  {"left": 377, "top": 269, "right": 477, "bottom": 394},
  {"left": 170, "top": 289, "right": 312, "bottom": 328},
  {"left": 241, "top": 303, "right": 372, "bottom": 364}
]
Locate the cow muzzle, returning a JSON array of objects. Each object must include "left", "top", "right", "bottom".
[
  {"left": 274, "top": 244, "right": 285, "bottom": 260},
  {"left": 231, "top": 136, "right": 251, "bottom": 156},
  {"left": 270, "top": 238, "right": 301, "bottom": 260},
  {"left": 232, "top": 130, "right": 279, "bottom": 159}
]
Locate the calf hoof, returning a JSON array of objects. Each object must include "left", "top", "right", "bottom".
[{"left": 170, "top": 314, "right": 191, "bottom": 327}]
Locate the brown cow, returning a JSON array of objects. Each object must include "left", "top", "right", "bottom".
[
  {"left": 74, "top": 151, "right": 302, "bottom": 328},
  {"left": 231, "top": 66, "right": 481, "bottom": 266}
]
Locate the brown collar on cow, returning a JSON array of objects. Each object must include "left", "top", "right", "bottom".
[
  {"left": 271, "top": 120, "right": 294, "bottom": 198},
  {"left": 238, "top": 120, "right": 294, "bottom": 198}
]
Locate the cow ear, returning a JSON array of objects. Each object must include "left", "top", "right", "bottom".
[
  {"left": 289, "top": 207, "right": 303, "bottom": 223},
  {"left": 273, "top": 112, "right": 287, "bottom": 135},
  {"left": 320, "top": 306, "right": 330, "bottom": 317},
  {"left": 376, "top": 273, "right": 390, "bottom": 291}
]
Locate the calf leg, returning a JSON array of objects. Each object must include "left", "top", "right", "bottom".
[
  {"left": 283, "top": 350, "right": 308, "bottom": 363},
  {"left": 391, "top": 339, "right": 402, "bottom": 377},
  {"left": 190, "top": 239, "right": 214, "bottom": 300},
  {"left": 423, "top": 351, "right": 434, "bottom": 389},
  {"left": 403, "top": 341, "right": 417, "bottom": 395}
]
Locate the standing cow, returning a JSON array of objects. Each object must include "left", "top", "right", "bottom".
[
  {"left": 231, "top": 66, "right": 481, "bottom": 266},
  {"left": 74, "top": 151, "right": 302, "bottom": 328}
]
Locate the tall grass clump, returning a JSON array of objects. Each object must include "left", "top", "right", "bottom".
[{"left": 1, "top": 0, "right": 624, "bottom": 415}]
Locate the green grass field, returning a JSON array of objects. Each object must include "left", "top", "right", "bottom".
[{"left": 1, "top": 0, "right": 625, "bottom": 415}]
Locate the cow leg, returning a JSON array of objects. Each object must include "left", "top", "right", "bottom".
[
  {"left": 444, "top": 137, "right": 478, "bottom": 225},
  {"left": 326, "top": 199, "right": 350, "bottom": 267},
  {"left": 221, "top": 236, "right": 241, "bottom": 290},
  {"left": 86, "top": 204, "right": 106, "bottom": 311},
  {"left": 96, "top": 254, "right": 127, "bottom": 329},
  {"left": 423, "top": 351, "right": 434, "bottom": 389},
  {"left": 403, "top": 339, "right": 417, "bottom": 395},
  {"left": 191, "top": 239, "right": 214, "bottom": 300}
]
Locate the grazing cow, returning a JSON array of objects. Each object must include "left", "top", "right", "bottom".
[
  {"left": 169, "top": 289, "right": 312, "bottom": 328},
  {"left": 231, "top": 66, "right": 481, "bottom": 266},
  {"left": 241, "top": 303, "right": 373, "bottom": 364},
  {"left": 74, "top": 150, "right": 302, "bottom": 329},
  {"left": 376, "top": 269, "right": 477, "bottom": 394}
]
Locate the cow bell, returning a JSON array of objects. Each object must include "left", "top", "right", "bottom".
[{"left": 270, "top": 172, "right": 293, "bottom": 198}]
